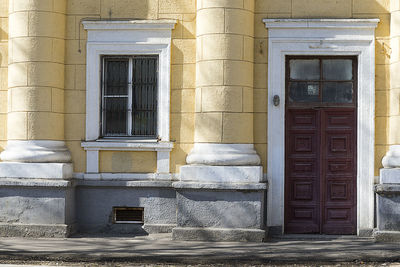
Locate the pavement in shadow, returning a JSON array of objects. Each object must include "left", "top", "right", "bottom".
[{"left": 0, "top": 234, "right": 399, "bottom": 265}]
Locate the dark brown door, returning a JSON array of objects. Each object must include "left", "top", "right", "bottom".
[{"left": 285, "top": 56, "right": 357, "bottom": 235}]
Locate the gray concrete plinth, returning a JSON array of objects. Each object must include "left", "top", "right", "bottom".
[
  {"left": 0, "top": 223, "right": 75, "bottom": 238},
  {"left": 375, "top": 177, "right": 400, "bottom": 241},
  {"left": 374, "top": 230, "right": 400, "bottom": 242},
  {"left": 173, "top": 182, "right": 266, "bottom": 241},
  {"left": 0, "top": 178, "right": 76, "bottom": 237},
  {"left": 143, "top": 223, "right": 175, "bottom": 233},
  {"left": 76, "top": 182, "right": 176, "bottom": 235},
  {"left": 375, "top": 184, "right": 400, "bottom": 231},
  {"left": 172, "top": 227, "right": 266, "bottom": 242}
]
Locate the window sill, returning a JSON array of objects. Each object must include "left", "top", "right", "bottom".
[{"left": 81, "top": 140, "right": 174, "bottom": 152}]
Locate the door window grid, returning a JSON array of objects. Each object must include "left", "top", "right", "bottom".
[
  {"left": 101, "top": 55, "right": 158, "bottom": 138},
  {"left": 286, "top": 56, "right": 357, "bottom": 106}
]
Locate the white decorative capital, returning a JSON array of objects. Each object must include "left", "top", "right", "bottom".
[
  {"left": 186, "top": 143, "right": 261, "bottom": 166},
  {"left": 382, "top": 145, "right": 400, "bottom": 168},
  {"left": 0, "top": 140, "right": 72, "bottom": 163}
]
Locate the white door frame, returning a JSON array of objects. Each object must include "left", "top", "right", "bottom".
[{"left": 263, "top": 19, "right": 379, "bottom": 235}]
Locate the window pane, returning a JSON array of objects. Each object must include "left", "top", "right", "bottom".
[
  {"left": 322, "top": 59, "right": 353, "bottom": 80},
  {"left": 132, "top": 56, "right": 158, "bottom": 136},
  {"left": 289, "top": 82, "right": 320, "bottom": 102},
  {"left": 289, "top": 59, "right": 320, "bottom": 80},
  {"left": 104, "top": 97, "right": 127, "bottom": 135},
  {"left": 322, "top": 82, "right": 353, "bottom": 103},
  {"left": 104, "top": 59, "right": 128, "bottom": 96}
]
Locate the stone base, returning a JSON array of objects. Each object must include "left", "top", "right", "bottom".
[
  {"left": 173, "top": 181, "right": 266, "bottom": 242},
  {"left": 0, "top": 162, "right": 73, "bottom": 179},
  {"left": 180, "top": 165, "right": 263, "bottom": 183},
  {"left": 376, "top": 167, "right": 400, "bottom": 241},
  {"left": 185, "top": 143, "right": 261, "bottom": 166},
  {"left": 0, "top": 178, "right": 75, "bottom": 237},
  {"left": 75, "top": 180, "right": 176, "bottom": 235},
  {"left": 172, "top": 227, "right": 266, "bottom": 242},
  {"left": 0, "top": 223, "right": 76, "bottom": 238},
  {"left": 375, "top": 184, "right": 400, "bottom": 232},
  {"left": 143, "top": 223, "right": 175, "bottom": 234},
  {"left": 359, "top": 228, "right": 374, "bottom": 237},
  {"left": 374, "top": 230, "right": 400, "bottom": 242},
  {"left": 380, "top": 168, "right": 400, "bottom": 184}
]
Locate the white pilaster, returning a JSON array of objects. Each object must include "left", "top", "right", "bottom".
[
  {"left": 157, "top": 151, "right": 170, "bottom": 173},
  {"left": 86, "top": 150, "right": 99, "bottom": 173}
]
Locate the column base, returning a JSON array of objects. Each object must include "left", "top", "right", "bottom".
[
  {"left": 0, "top": 178, "right": 75, "bottom": 237},
  {"left": 375, "top": 183, "right": 400, "bottom": 232},
  {"left": 172, "top": 227, "right": 266, "bottom": 242},
  {"left": 180, "top": 165, "right": 263, "bottom": 183},
  {"left": 173, "top": 181, "right": 266, "bottom": 242},
  {"left": 0, "top": 162, "right": 73, "bottom": 179},
  {"left": 374, "top": 230, "right": 400, "bottom": 242},
  {"left": 186, "top": 143, "right": 261, "bottom": 166},
  {"left": 380, "top": 168, "right": 400, "bottom": 183},
  {"left": 0, "top": 140, "right": 71, "bottom": 163},
  {"left": 0, "top": 223, "right": 76, "bottom": 238}
]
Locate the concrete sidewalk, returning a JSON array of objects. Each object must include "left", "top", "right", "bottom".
[{"left": 0, "top": 234, "right": 399, "bottom": 265}]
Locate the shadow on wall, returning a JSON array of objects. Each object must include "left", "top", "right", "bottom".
[
  {"left": 0, "top": 26, "right": 7, "bottom": 42},
  {"left": 99, "top": 0, "right": 156, "bottom": 20}
]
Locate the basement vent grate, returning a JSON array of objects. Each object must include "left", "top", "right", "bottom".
[{"left": 113, "top": 207, "right": 144, "bottom": 224}]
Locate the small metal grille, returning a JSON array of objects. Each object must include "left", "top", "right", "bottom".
[{"left": 113, "top": 207, "right": 144, "bottom": 223}]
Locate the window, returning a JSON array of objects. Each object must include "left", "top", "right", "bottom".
[
  {"left": 81, "top": 20, "right": 176, "bottom": 177},
  {"left": 102, "top": 56, "right": 158, "bottom": 137}
]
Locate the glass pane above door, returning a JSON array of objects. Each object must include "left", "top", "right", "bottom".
[
  {"left": 322, "top": 59, "right": 353, "bottom": 81},
  {"left": 322, "top": 82, "right": 353, "bottom": 103},
  {"left": 289, "top": 82, "right": 320, "bottom": 102},
  {"left": 289, "top": 59, "right": 320, "bottom": 80}
]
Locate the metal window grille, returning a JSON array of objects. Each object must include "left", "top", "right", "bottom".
[
  {"left": 101, "top": 55, "right": 158, "bottom": 137},
  {"left": 113, "top": 207, "right": 144, "bottom": 224}
]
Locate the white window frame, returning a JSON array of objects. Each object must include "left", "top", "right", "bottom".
[
  {"left": 263, "top": 19, "right": 379, "bottom": 235},
  {"left": 81, "top": 20, "right": 176, "bottom": 179}
]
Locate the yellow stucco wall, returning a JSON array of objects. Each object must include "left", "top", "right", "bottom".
[
  {"left": 99, "top": 151, "right": 157, "bottom": 173},
  {"left": 0, "top": 0, "right": 397, "bottom": 176}
]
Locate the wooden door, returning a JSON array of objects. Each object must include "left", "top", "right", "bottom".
[{"left": 285, "top": 56, "right": 357, "bottom": 234}]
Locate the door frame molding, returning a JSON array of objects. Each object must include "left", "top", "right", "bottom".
[{"left": 263, "top": 19, "right": 379, "bottom": 235}]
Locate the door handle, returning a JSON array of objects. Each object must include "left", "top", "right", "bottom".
[{"left": 273, "top": 95, "right": 280, "bottom": 106}]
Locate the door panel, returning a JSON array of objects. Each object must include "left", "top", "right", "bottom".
[
  {"left": 321, "top": 109, "right": 356, "bottom": 234},
  {"left": 285, "top": 109, "right": 320, "bottom": 234},
  {"left": 285, "top": 108, "right": 356, "bottom": 234}
]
